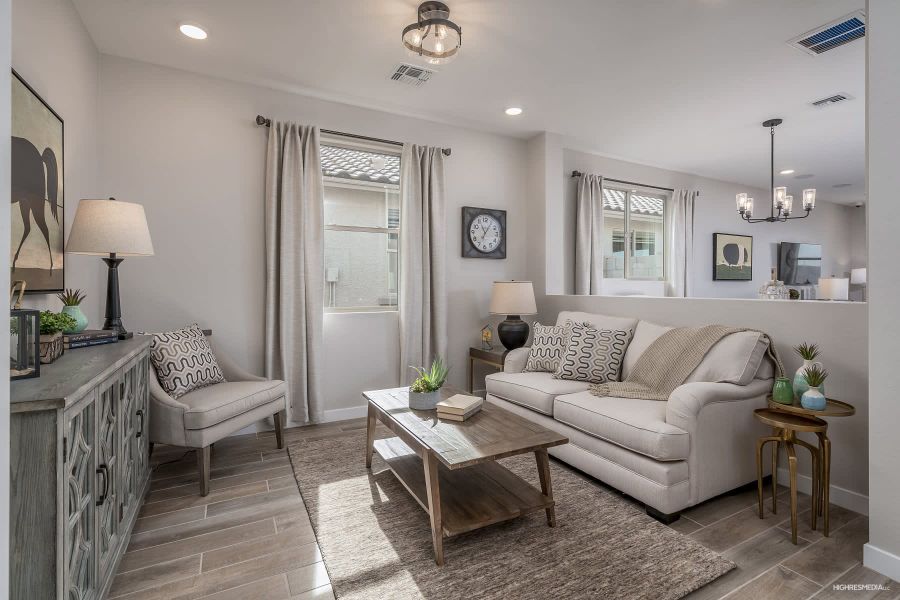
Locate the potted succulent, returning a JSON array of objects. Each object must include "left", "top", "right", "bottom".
[
  {"left": 56, "top": 288, "right": 88, "bottom": 333},
  {"left": 39, "top": 311, "right": 77, "bottom": 364},
  {"left": 408, "top": 357, "right": 449, "bottom": 410},
  {"left": 792, "top": 342, "right": 825, "bottom": 400},
  {"left": 800, "top": 363, "right": 828, "bottom": 411}
]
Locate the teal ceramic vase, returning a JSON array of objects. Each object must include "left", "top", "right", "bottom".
[
  {"left": 801, "top": 386, "right": 827, "bottom": 411},
  {"left": 772, "top": 377, "right": 794, "bottom": 404},
  {"left": 62, "top": 305, "right": 88, "bottom": 334},
  {"left": 793, "top": 360, "right": 825, "bottom": 399}
]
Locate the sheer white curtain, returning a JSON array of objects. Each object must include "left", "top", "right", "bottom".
[
  {"left": 399, "top": 144, "right": 447, "bottom": 383},
  {"left": 665, "top": 189, "right": 698, "bottom": 298},
  {"left": 575, "top": 173, "right": 604, "bottom": 295},
  {"left": 264, "top": 121, "right": 324, "bottom": 424}
]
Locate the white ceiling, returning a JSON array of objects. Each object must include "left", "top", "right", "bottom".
[{"left": 72, "top": 0, "right": 866, "bottom": 204}]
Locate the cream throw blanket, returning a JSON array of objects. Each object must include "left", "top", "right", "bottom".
[{"left": 590, "top": 325, "right": 785, "bottom": 401}]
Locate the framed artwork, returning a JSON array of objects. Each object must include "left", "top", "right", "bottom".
[
  {"left": 462, "top": 206, "right": 506, "bottom": 259},
  {"left": 11, "top": 70, "right": 65, "bottom": 293},
  {"left": 713, "top": 233, "right": 753, "bottom": 281}
]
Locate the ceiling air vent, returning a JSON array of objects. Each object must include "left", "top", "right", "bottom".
[
  {"left": 389, "top": 63, "right": 433, "bottom": 87},
  {"left": 811, "top": 93, "right": 853, "bottom": 108},
  {"left": 789, "top": 11, "right": 865, "bottom": 55}
]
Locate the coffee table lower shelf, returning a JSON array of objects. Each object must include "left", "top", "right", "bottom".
[{"left": 373, "top": 437, "right": 554, "bottom": 538}]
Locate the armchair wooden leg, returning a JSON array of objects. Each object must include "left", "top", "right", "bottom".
[
  {"left": 274, "top": 411, "right": 284, "bottom": 450},
  {"left": 198, "top": 446, "right": 211, "bottom": 497}
]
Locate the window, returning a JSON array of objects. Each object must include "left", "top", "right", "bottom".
[
  {"left": 321, "top": 142, "right": 401, "bottom": 311},
  {"left": 601, "top": 186, "right": 666, "bottom": 281}
]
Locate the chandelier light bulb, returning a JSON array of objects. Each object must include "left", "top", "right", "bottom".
[
  {"left": 746, "top": 198, "right": 754, "bottom": 217},
  {"left": 736, "top": 193, "right": 748, "bottom": 213},
  {"left": 773, "top": 186, "right": 787, "bottom": 210},
  {"left": 803, "top": 189, "right": 816, "bottom": 210},
  {"left": 783, "top": 195, "right": 793, "bottom": 216}
]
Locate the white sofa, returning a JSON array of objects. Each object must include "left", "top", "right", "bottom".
[{"left": 485, "top": 311, "right": 774, "bottom": 522}]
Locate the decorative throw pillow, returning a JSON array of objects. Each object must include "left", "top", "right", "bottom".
[
  {"left": 554, "top": 322, "right": 633, "bottom": 384},
  {"left": 150, "top": 324, "right": 226, "bottom": 399},
  {"left": 524, "top": 323, "right": 569, "bottom": 372}
]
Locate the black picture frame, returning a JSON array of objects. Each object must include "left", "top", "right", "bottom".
[
  {"left": 11, "top": 69, "right": 65, "bottom": 294},
  {"left": 461, "top": 206, "right": 507, "bottom": 259},
  {"left": 712, "top": 233, "right": 753, "bottom": 281}
]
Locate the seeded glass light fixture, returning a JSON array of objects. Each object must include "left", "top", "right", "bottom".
[
  {"left": 402, "top": 2, "right": 462, "bottom": 65},
  {"left": 736, "top": 119, "right": 816, "bottom": 223}
]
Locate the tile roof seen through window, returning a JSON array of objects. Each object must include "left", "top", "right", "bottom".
[
  {"left": 602, "top": 188, "right": 664, "bottom": 216},
  {"left": 321, "top": 145, "right": 400, "bottom": 184}
]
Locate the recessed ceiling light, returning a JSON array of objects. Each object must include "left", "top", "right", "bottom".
[
  {"left": 779, "top": 169, "right": 795, "bottom": 175},
  {"left": 504, "top": 107, "right": 523, "bottom": 116},
  {"left": 179, "top": 24, "right": 208, "bottom": 40}
]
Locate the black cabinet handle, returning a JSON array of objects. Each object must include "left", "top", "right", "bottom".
[
  {"left": 136, "top": 409, "right": 144, "bottom": 439},
  {"left": 96, "top": 464, "right": 110, "bottom": 506}
]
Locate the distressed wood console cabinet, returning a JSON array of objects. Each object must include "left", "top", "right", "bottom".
[{"left": 10, "top": 337, "right": 152, "bottom": 599}]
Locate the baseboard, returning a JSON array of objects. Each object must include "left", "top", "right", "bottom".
[
  {"left": 864, "top": 543, "right": 900, "bottom": 581},
  {"left": 321, "top": 405, "right": 368, "bottom": 423},
  {"left": 776, "top": 467, "right": 869, "bottom": 515}
]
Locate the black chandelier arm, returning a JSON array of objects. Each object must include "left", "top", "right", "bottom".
[{"left": 739, "top": 207, "right": 812, "bottom": 223}]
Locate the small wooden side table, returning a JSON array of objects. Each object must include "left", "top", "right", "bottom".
[{"left": 467, "top": 347, "right": 508, "bottom": 393}]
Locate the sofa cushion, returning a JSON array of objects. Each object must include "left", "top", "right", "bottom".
[
  {"left": 553, "top": 391, "right": 690, "bottom": 460},
  {"left": 150, "top": 323, "right": 226, "bottom": 399},
  {"left": 524, "top": 323, "right": 569, "bottom": 373},
  {"left": 555, "top": 311, "right": 638, "bottom": 334},
  {"left": 621, "top": 320, "right": 672, "bottom": 380},
  {"left": 485, "top": 371, "right": 590, "bottom": 416},
  {"left": 554, "top": 323, "right": 633, "bottom": 384},
  {"left": 180, "top": 379, "right": 287, "bottom": 429},
  {"left": 685, "top": 331, "right": 769, "bottom": 386}
]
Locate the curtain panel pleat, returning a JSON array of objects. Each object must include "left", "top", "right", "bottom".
[
  {"left": 575, "top": 174, "right": 604, "bottom": 295},
  {"left": 665, "top": 189, "right": 698, "bottom": 298}
]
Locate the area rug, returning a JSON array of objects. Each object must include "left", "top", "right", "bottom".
[{"left": 287, "top": 434, "right": 734, "bottom": 600}]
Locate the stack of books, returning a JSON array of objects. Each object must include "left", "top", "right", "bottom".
[
  {"left": 436, "top": 394, "right": 484, "bottom": 422},
  {"left": 64, "top": 330, "right": 119, "bottom": 350}
]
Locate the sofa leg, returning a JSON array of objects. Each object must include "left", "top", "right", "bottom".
[
  {"left": 274, "top": 411, "right": 284, "bottom": 450},
  {"left": 198, "top": 446, "right": 211, "bottom": 497},
  {"left": 646, "top": 506, "right": 681, "bottom": 524}
]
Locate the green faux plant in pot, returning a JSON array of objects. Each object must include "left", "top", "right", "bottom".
[
  {"left": 56, "top": 288, "right": 88, "bottom": 333},
  {"left": 792, "top": 342, "right": 825, "bottom": 399},
  {"left": 38, "top": 311, "right": 78, "bottom": 365},
  {"left": 408, "top": 356, "right": 449, "bottom": 410}
]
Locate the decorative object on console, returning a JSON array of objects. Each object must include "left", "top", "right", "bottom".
[
  {"left": 9, "top": 280, "right": 26, "bottom": 308},
  {"left": 66, "top": 198, "right": 154, "bottom": 339},
  {"left": 480, "top": 324, "right": 493, "bottom": 350},
  {"left": 735, "top": 119, "right": 815, "bottom": 223},
  {"left": 758, "top": 267, "right": 789, "bottom": 300},
  {"left": 9, "top": 308, "right": 40, "bottom": 380},
  {"left": 850, "top": 267, "right": 867, "bottom": 301},
  {"left": 555, "top": 322, "right": 632, "bottom": 384},
  {"left": 524, "top": 322, "right": 569, "bottom": 373},
  {"left": 800, "top": 364, "right": 828, "bottom": 410},
  {"left": 793, "top": 342, "right": 825, "bottom": 400},
  {"left": 818, "top": 277, "right": 849, "bottom": 301},
  {"left": 56, "top": 288, "right": 88, "bottom": 333},
  {"left": 462, "top": 206, "right": 506, "bottom": 259},
  {"left": 489, "top": 280, "right": 537, "bottom": 350},
  {"left": 64, "top": 329, "right": 118, "bottom": 350},
  {"left": 11, "top": 70, "right": 65, "bottom": 293},
  {"left": 38, "top": 310, "right": 76, "bottom": 364},
  {"left": 401, "top": 1, "right": 462, "bottom": 66},
  {"left": 772, "top": 377, "right": 794, "bottom": 405},
  {"left": 149, "top": 323, "right": 226, "bottom": 399},
  {"left": 408, "top": 356, "right": 449, "bottom": 410},
  {"left": 713, "top": 233, "right": 753, "bottom": 281}
]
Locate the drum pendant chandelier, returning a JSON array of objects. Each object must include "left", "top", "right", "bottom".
[{"left": 402, "top": 2, "right": 462, "bottom": 65}]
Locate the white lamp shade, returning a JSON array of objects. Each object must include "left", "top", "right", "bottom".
[
  {"left": 66, "top": 199, "right": 154, "bottom": 256},
  {"left": 489, "top": 281, "right": 537, "bottom": 316},
  {"left": 819, "top": 277, "right": 849, "bottom": 301},
  {"left": 851, "top": 268, "right": 867, "bottom": 285}
]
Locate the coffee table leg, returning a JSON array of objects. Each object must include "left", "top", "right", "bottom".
[
  {"left": 535, "top": 449, "right": 556, "bottom": 527},
  {"left": 423, "top": 451, "right": 444, "bottom": 565},
  {"left": 365, "top": 403, "right": 376, "bottom": 469}
]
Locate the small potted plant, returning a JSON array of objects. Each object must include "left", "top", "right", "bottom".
[
  {"left": 792, "top": 342, "right": 824, "bottom": 399},
  {"left": 408, "top": 357, "right": 449, "bottom": 410},
  {"left": 39, "top": 311, "right": 77, "bottom": 364},
  {"left": 56, "top": 288, "right": 88, "bottom": 333},
  {"left": 800, "top": 363, "right": 828, "bottom": 411}
]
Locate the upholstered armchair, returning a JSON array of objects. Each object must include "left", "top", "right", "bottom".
[{"left": 149, "top": 337, "right": 287, "bottom": 495}]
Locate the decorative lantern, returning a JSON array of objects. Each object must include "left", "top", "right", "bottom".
[{"left": 10, "top": 309, "right": 40, "bottom": 380}]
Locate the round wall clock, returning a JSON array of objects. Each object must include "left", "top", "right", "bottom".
[{"left": 461, "top": 206, "right": 507, "bottom": 259}]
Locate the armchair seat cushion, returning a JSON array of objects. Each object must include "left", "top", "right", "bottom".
[
  {"left": 180, "top": 379, "right": 287, "bottom": 430},
  {"left": 485, "top": 371, "right": 590, "bottom": 415}
]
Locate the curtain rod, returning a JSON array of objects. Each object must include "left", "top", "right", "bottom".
[
  {"left": 570, "top": 170, "right": 674, "bottom": 193},
  {"left": 255, "top": 115, "right": 451, "bottom": 156}
]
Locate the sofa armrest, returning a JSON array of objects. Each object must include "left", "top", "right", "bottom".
[
  {"left": 666, "top": 379, "right": 772, "bottom": 423},
  {"left": 503, "top": 347, "right": 531, "bottom": 373}
]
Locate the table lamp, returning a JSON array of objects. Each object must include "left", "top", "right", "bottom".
[
  {"left": 818, "top": 277, "right": 849, "bottom": 301},
  {"left": 489, "top": 281, "right": 537, "bottom": 351},
  {"left": 65, "top": 198, "right": 154, "bottom": 339}
]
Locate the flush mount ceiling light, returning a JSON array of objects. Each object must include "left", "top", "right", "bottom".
[
  {"left": 779, "top": 169, "right": 795, "bottom": 175},
  {"left": 179, "top": 23, "right": 208, "bottom": 40},
  {"left": 736, "top": 119, "right": 816, "bottom": 223},
  {"left": 505, "top": 107, "right": 523, "bottom": 116},
  {"left": 402, "top": 2, "right": 462, "bottom": 65}
]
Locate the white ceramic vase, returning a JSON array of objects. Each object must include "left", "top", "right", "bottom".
[{"left": 793, "top": 359, "right": 825, "bottom": 400}]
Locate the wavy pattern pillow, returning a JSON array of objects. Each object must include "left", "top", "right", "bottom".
[
  {"left": 524, "top": 323, "right": 569, "bottom": 372},
  {"left": 554, "top": 323, "right": 633, "bottom": 384},
  {"left": 150, "top": 324, "right": 226, "bottom": 399}
]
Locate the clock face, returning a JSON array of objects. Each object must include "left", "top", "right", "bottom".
[{"left": 469, "top": 214, "right": 502, "bottom": 253}]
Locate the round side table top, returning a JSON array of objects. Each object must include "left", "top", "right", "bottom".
[
  {"left": 754, "top": 408, "right": 828, "bottom": 432},
  {"left": 766, "top": 396, "right": 855, "bottom": 418}
]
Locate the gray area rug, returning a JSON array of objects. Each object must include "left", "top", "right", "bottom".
[{"left": 287, "top": 435, "right": 734, "bottom": 600}]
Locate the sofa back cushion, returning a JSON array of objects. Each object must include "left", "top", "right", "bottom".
[
  {"left": 621, "top": 320, "right": 672, "bottom": 380},
  {"left": 685, "top": 331, "right": 770, "bottom": 385},
  {"left": 555, "top": 311, "right": 638, "bottom": 333}
]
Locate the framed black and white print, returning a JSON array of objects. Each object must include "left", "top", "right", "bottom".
[
  {"left": 462, "top": 206, "right": 506, "bottom": 259},
  {"left": 11, "top": 70, "right": 65, "bottom": 293},
  {"left": 713, "top": 233, "right": 753, "bottom": 281}
]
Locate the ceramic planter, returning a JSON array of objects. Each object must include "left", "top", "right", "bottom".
[
  {"left": 801, "top": 386, "right": 827, "bottom": 411},
  {"left": 39, "top": 331, "right": 64, "bottom": 364},
  {"left": 61, "top": 305, "right": 88, "bottom": 333},
  {"left": 793, "top": 360, "right": 825, "bottom": 399},
  {"left": 408, "top": 389, "right": 441, "bottom": 410},
  {"left": 772, "top": 377, "right": 794, "bottom": 405}
]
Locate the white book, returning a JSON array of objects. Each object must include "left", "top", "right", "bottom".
[{"left": 435, "top": 394, "right": 483, "bottom": 415}]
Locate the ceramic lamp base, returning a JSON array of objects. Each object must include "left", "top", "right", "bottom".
[{"left": 497, "top": 315, "right": 529, "bottom": 351}]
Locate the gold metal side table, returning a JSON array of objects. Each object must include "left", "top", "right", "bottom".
[{"left": 467, "top": 347, "right": 507, "bottom": 393}]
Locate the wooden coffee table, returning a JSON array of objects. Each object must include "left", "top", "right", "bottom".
[{"left": 364, "top": 387, "right": 568, "bottom": 565}]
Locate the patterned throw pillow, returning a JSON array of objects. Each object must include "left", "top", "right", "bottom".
[
  {"left": 524, "top": 323, "right": 569, "bottom": 372},
  {"left": 150, "top": 324, "right": 226, "bottom": 399},
  {"left": 554, "top": 322, "right": 633, "bottom": 384}
]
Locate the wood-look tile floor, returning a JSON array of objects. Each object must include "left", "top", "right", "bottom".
[{"left": 110, "top": 418, "right": 897, "bottom": 600}]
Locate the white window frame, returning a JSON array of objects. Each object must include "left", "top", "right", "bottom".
[{"left": 603, "top": 183, "right": 668, "bottom": 282}]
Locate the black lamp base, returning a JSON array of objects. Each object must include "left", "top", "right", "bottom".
[
  {"left": 497, "top": 315, "right": 530, "bottom": 351},
  {"left": 101, "top": 253, "right": 132, "bottom": 340}
]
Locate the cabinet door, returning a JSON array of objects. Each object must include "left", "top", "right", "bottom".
[
  {"left": 119, "top": 358, "right": 143, "bottom": 522},
  {"left": 64, "top": 399, "right": 97, "bottom": 600},
  {"left": 95, "top": 375, "right": 121, "bottom": 580}
]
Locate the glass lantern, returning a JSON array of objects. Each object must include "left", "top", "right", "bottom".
[{"left": 10, "top": 309, "right": 40, "bottom": 380}]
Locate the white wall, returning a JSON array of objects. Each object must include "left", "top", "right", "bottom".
[
  {"left": 1, "top": 0, "right": 12, "bottom": 583},
  {"left": 97, "top": 56, "right": 528, "bottom": 423},
  {"left": 864, "top": 0, "right": 900, "bottom": 581}
]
